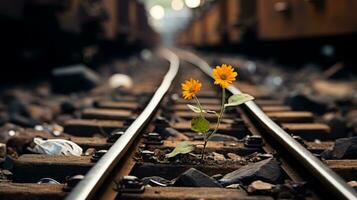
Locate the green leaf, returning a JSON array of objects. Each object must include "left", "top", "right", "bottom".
[
  {"left": 165, "top": 141, "right": 195, "bottom": 158},
  {"left": 187, "top": 104, "right": 218, "bottom": 116},
  {"left": 224, "top": 93, "right": 254, "bottom": 107},
  {"left": 191, "top": 116, "right": 210, "bottom": 133},
  {"left": 187, "top": 104, "right": 202, "bottom": 113}
]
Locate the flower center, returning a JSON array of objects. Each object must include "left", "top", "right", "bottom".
[{"left": 220, "top": 73, "right": 227, "bottom": 80}]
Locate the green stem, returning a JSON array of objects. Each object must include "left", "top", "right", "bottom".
[
  {"left": 208, "top": 87, "right": 225, "bottom": 138},
  {"left": 200, "top": 140, "right": 208, "bottom": 161},
  {"left": 201, "top": 87, "right": 226, "bottom": 161},
  {"left": 194, "top": 95, "right": 204, "bottom": 117}
]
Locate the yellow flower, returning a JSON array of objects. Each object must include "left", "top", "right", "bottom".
[
  {"left": 212, "top": 64, "right": 238, "bottom": 88},
  {"left": 181, "top": 79, "right": 201, "bottom": 100}
]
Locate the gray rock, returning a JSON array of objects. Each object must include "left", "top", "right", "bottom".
[
  {"left": 174, "top": 168, "right": 222, "bottom": 187},
  {"left": 51, "top": 64, "right": 100, "bottom": 93},
  {"left": 323, "top": 113, "right": 348, "bottom": 139},
  {"left": 219, "top": 158, "right": 283, "bottom": 186},
  {"left": 284, "top": 93, "right": 331, "bottom": 114},
  {"left": 321, "top": 137, "right": 357, "bottom": 159}
]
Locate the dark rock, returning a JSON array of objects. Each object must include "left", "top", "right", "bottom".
[
  {"left": 321, "top": 137, "right": 357, "bottom": 159},
  {"left": 284, "top": 93, "right": 332, "bottom": 114},
  {"left": 209, "top": 134, "right": 238, "bottom": 141},
  {"left": 0, "top": 113, "right": 9, "bottom": 126},
  {"left": 60, "top": 101, "right": 77, "bottom": 114},
  {"left": 174, "top": 168, "right": 222, "bottom": 187},
  {"left": 323, "top": 113, "right": 348, "bottom": 138},
  {"left": 346, "top": 110, "right": 357, "bottom": 135},
  {"left": 51, "top": 64, "right": 100, "bottom": 93},
  {"left": 219, "top": 158, "right": 283, "bottom": 186},
  {"left": 9, "top": 113, "right": 40, "bottom": 127}
]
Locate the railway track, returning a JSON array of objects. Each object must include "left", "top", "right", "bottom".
[{"left": 0, "top": 48, "right": 356, "bottom": 200}]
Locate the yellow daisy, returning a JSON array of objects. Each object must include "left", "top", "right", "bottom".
[
  {"left": 181, "top": 79, "right": 201, "bottom": 100},
  {"left": 212, "top": 64, "right": 238, "bottom": 88}
]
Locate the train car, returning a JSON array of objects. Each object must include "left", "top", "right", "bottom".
[
  {"left": 178, "top": 0, "right": 357, "bottom": 44},
  {"left": 256, "top": 0, "right": 357, "bottom": 40}
]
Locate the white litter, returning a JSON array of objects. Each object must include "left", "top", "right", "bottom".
[
  {"left": 109, "top": 74, "right": 133, "bottom": 89},
  {"left": 27, "top": 137, "right": 82, "bottom": 156}
]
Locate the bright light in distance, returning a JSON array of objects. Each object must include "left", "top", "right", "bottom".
[
  {"left": 171, "top": 0, "right": 184, "bottom": 11},
  {"left": 150, "top": 5, "right": 165, "bottom": 20},
  {"left": 184, "top": 0, "right": 200, "bottom": 8}
]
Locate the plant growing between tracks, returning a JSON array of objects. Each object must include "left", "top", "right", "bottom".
[{"left": 166, "top": 64, "right": 254, "bottom": 161}]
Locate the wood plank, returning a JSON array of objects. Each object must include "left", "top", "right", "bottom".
[
  {"left": 96, "top": 101, "right": 139, "bottom": 110},
  {"left": 261, "top": 106, "right": 291, "bottom": 112},
  {"left": 0, "top": 183, "right": 66, "bottom": 200},
  {"left": 64, "top": 119, "right": 124, "bottom": 136},
  {"left": 282, "top": 123, "right": 330, "bottom": 140},
  {"left": 10, "top": 154, "right": 93, "bottom": 182},
  {"left": 81, "top": 108, "right": 133, "bottom": 120},
  {"left": 325, "top": 160, "right": 357, "bottom": 181},
  {"left": 267, "top": 111, "right": 314, "bottom": 123},
  {"left": 120, "top": 187, "right": 273, "bottom": 200},
  {"left": 305, "top": 141, "right": 334, "bottom": 153}
]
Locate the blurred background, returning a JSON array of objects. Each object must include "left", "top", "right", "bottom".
[{"left": 0, "top": 0, "right": 357, "bottom": 83}]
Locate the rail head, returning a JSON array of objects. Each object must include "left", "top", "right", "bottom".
[
  {"left": 176, "top": 49, "right": 357, "bottom": 200},
  {"left": 65, "top": 48, "right": 180, "bottom": 200}
]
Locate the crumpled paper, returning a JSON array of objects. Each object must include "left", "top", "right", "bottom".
[{"left": 27, "top": 137, "right": 82, "bottom": 156}]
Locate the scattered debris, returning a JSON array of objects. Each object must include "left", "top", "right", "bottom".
[
  {"left": 27, "top": 137, "right": 83, "bottom": 156},
  {"left": 108, "top": 74, "right": 133, "bottom": 89},
  {"left": 212, "top": 152, "right": 226, "bottom": 161},
  {"left": 227, "top": 153, "right": 243, "bottom": 161}
]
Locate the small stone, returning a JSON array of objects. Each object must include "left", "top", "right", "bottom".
[
  {"left": 219, "top": 158, "right": 283, "bottom": 186},
  {"left": 174, "top": 168, "right": 222, "bottom": 187},
  {"left": 84, "top": 148, "right": 96, "bottom": 156},
  {"left": 227, "top": 153, "right": 243, "bottom": 161},
  {"left": 212, "top": 152, "right": 225, "bottom": 161},
  {"left": 60, "top": 101, "right": 77, "bottom": 114},
  {"left": 226, "top": 184, "right": 241, "bottom": 189},
  {"left": 321, "top": 137, "right": 357, "bottom": 159},
  {"left": 209, "top": 134, "right": 238, "bottom": 141},
  {"left": 347, "top": 181, "right": 357, "bottom": 191},
  {"left": 323, "top": 113, "right": 347, "bottom": 139},
  {"left": 248, "top": 180, "right": 273, "bottom": 193},
  {"left": 108, "top": 74, "right": 133, "bottom": 89}
]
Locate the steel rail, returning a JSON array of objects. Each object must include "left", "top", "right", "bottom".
[
  {"left": 66, "top": 48, "right": 180, "bottom": 200},
  {"left": 177, "top": 49, "right": 357, "bottom": 200}
]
